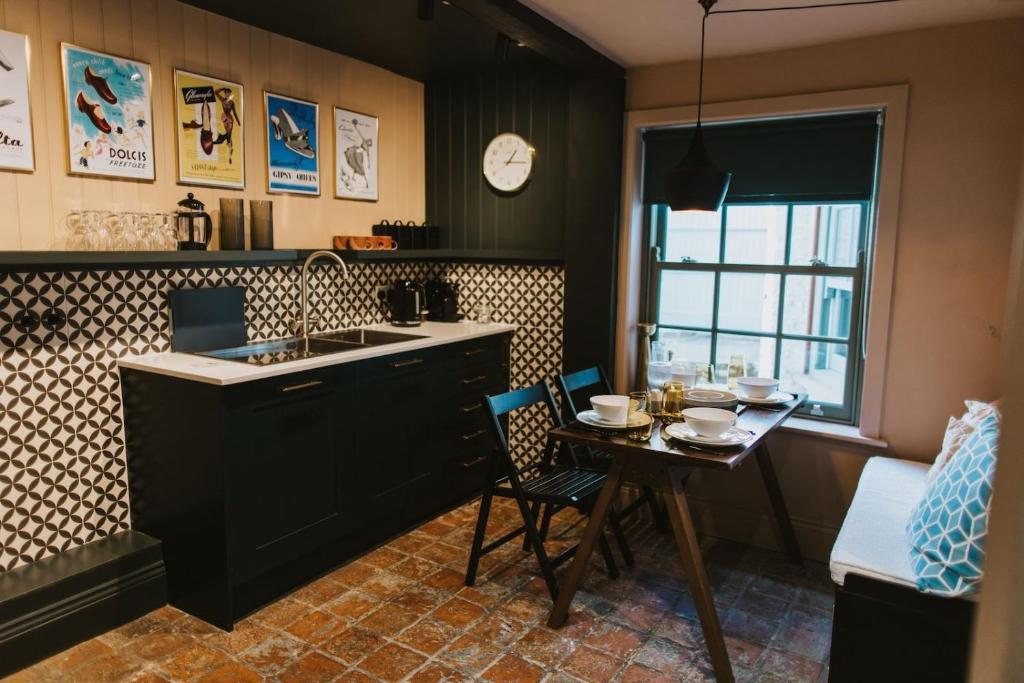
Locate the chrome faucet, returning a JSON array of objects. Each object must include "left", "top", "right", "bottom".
[{"left": 297, "top": 250, "right": 349, "bottom": 341}]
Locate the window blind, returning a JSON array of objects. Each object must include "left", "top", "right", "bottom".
[{"left": 642, "top": 112, "right": 880, "bottom": 205}]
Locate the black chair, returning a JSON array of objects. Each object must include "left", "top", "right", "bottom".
[
  {"left": 555, "top": 365, "right": 668, "bottom": 530},
  {"left": 464, "top": 382, "right": 633, "bottom": 601}
]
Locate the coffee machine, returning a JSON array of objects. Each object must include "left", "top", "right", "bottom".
[
  {"left": 425, "top": 280, "right": 461, "bottom": 322},
  {"left": 381, "top": 279, "right": 424, "bottom": 327}
]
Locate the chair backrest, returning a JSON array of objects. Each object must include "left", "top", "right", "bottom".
[
  {"left": 483, "top": 382, "right": 563, "bottom": 477},
  {"left": 555, "top": 365, "right": 613, "bottom": 422}
]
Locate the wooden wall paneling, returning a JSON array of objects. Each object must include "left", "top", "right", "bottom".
[
  {"left": 0, "top": 0, "right": 425, "bottom": 249},
  {"left": 102, "top": 0, "right": 139, "bottom": 212},
  {"left": 73, "top": 0, "right": 111, "bottom": 212},
  {"left": 0, "top": 0, "right": 17, "bottom": 250},
  {"left": 562, "top": 75, "right": 625, "bottom": 373},
  {"left": 156, "top": 0, "right": 184, "bottom": 211},
  {"left": 7, "top": 0, "right": 51, "bottom": 248},
  {"left": 479, "top": 72, "right": 496, "bottom": 249},
  {"left": 37, "top": 0, "right": 77, "bottom": 246},
  {"left": 463, "top": 73, "right": 481, "bottom": 249},
  {"left": 129, "top": 0, "right": 160, "bottom": 212}
]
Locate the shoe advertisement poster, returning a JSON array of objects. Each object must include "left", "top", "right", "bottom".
[
  {"left": 0, "top": 30, "right": 34, "bottom": 172},
  {"left": 60, "top": 43, "right": 154, "bottom": 181},
  {"left": 174, "top": 69, "right": 244, "bottom": 190},
  {"left": 264, "top": 91, "right": 319, "bottom": 196},
  {"left": 334, "top": 107, "right": 378, "bottom": 201}
]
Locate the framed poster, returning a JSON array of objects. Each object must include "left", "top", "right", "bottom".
[
  {"left": 0, "top": 30, "right": 34, "bottom": 171},
  {"left": 264, "top": 91, "right": 319, "bottom": 196},
  {"left": 173, "top": 69, "right": 244, "bottom": 189},
  {"left": 334, "top": 107, "right": 377, "bottom": 201},
  {"left": 60, "top": 43, "right": 154, "bottom": 180}
]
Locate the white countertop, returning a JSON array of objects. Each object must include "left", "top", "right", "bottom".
[{"left": 117, "top": 321, "right": 516, "bottom": 386}]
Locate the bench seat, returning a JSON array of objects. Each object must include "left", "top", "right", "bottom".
[
  {"left": 829, "top": 456, "right": 928, "bottom": 588},
  {"left": 827, "top": 456, "right": 975, "bottom": 683}
]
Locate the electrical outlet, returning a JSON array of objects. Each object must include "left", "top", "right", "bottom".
[{"left": 376, "top": 285, "right": 389, "bottom": 300}]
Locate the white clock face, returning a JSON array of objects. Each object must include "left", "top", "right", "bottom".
[{"left": 483, "top": 133, "right": 535, "bottom": 193}]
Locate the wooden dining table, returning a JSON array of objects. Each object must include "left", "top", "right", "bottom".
[{"left": 544, "top": 395, "right": 806, "bottom": 683}]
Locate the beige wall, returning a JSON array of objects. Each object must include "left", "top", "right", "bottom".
[
  {"left": 969, "top": 136, "right": 1024, "bottom": 683},
  {"left": 0, "top": 0, "right": 425, "bottom": 251},
  {"left": 627, "top": 20, "right": 1024, "bottom": 558}
]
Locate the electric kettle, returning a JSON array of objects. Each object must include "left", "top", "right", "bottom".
[{"left": 382, "top": 279, "right": 424, "bottom": 327}]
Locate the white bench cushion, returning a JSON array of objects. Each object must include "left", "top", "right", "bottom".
[{"left": 830, "top": 456, "right": 930, "bottom": 587}]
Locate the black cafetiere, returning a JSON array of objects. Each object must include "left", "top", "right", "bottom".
[{"left": 175, "top": 192, "right": 213, "bottom": 251}]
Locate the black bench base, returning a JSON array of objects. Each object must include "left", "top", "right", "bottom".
[
  {"left": 829, "top": 573, "right": 975, "bottom": 683},
  {"left": 0, "top": 530, "right": 166, "bottom": 678}
]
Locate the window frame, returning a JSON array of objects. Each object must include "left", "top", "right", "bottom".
[{"left": 645, "top": 201, "right": 869, "bottom": 424}]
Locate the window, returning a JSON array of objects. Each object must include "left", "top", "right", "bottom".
[{"left": 647, "top": 202, "right": 868, "bottom": 423}]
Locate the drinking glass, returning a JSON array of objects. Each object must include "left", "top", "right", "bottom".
[
  {"left": 695, "top": 362, "right": 715, "bottom": 387},
  {"left": 626, "top": 390, "right": 654, "bottom": 442},
  {"left": 727, "top": 354, "right": 746, "bottom": 389},
  {"left": 671, "top": 360, "right": 698, "bottom": 388},
  {"left": 661, "top": 381, "right": 686, "bottom": 424},
  {"left": 651, "top": 341, "right": 673, "bottom": 363},
  {"left": 63, "top": 211, "right": 88, "bottom": 250},
  {"left": 647, "top": 360, "right": 672, "bottom": 389}
]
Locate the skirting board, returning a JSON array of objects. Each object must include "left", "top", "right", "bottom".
[
  {"left": 0, "top": 529, "right": 167, "bottom": 678},
  {"left": 687, "top": 496, "right": 838, "bottom": 563},
  {"left": 616, "top": 484, "right": 838, "bottom": 562}
]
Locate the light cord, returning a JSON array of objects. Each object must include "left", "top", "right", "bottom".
[{"left": 709, "top": 0, "right": 899, "bottom": 15}]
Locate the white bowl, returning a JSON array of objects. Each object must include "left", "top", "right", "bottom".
[
  {"left": 590, "top": 395, "right": 630, "bottom": 424},
  {"left": 736, "top": 377, "right": 779, "bottom": 399},
  {"left": 682, "top": 407, "right": 737, "bottom": 438}
]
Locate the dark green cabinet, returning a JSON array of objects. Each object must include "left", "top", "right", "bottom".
[{"left": 122, "top": 332, "right": 509, "bottom": 630}]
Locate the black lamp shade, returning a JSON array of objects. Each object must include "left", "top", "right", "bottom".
[{"left": 664, "top": 126, "right": 732, "bottom": 212}]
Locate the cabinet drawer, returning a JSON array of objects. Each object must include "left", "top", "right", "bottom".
[
  {"left": 223, "top": 366, "right": 342, "bottom": 408},
  {"left": 440, "top": 336, "right": 506, "bottom": 371}
]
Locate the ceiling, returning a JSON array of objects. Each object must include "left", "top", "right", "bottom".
[
  {"left": 518, "top": 0, "right": 1024, "bottom": 67},
  {"left": 182, "top": 0, "right": 552, "bottom": 81}
]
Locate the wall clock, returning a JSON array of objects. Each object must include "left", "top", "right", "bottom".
[{"left": 483, "top": 133, "right": 535, "bottom": 193}]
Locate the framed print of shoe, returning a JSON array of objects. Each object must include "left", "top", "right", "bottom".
[
  {"left": 333, "top": 107, "right": 378, "bottom": 202},
  {"left": 60, "top": 43, "right": 154, "bottom": 181},
  {"left": 0, "top": 30, "right": 34, "bottom": 172},
  {"left": 174, "top": 69, "right": 245, "bottom": 190},
  {"left": 264, "top": 91, "right": 320, "bottom": 196}
]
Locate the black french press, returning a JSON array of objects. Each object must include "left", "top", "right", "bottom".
[{"left": 175, "top": 193, "right": 213, "bottom": 251}]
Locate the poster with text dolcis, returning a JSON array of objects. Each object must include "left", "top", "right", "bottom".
[{"left": 61, "top": 43, "right": 154, "bottom": 180}]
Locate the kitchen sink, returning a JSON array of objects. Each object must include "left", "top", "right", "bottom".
[{"left": 193, "top": 328, "right": 426, "bottom": 366}]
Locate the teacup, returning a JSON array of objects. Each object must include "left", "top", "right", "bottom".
[
  {"left": 591, "top": 395, "right": 629, "bottom": 424},
  {"left": 682, "top": 407, "right": 737, "bottom": 438},
  {"left": 736, "top": 377, "right": 779, "bottom": 399}
]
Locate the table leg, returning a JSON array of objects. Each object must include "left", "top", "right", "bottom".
[
  {"left": 661, "top": 467, "right": 735, "bottom": 683},
  {"left": 546, "top": 455, "right": 626, "bottom": 628},
  {"left": 754, "top": 442, "right": 803, "bottom": 564}
]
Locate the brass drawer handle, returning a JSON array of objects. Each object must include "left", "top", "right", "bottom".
[
  {"left": 461, "top": 429, "right": 487, "bottom": 441},
  {"left": 462, "top": 348, "right": 485, "bottom": 357},
  {"left": 461, "top": 456, "right": 487, "bottom": 468},
  {"left": 390, "top": 358, "right": 424, "bottom": 368},
  {"left": 461, "top": 403, "right": 482, "bottom": 414},
  {"left": 461, "top": 374, "right": 488, "bottom": 385},
  {"left": 279, "top": 379, "right": 323, "bottom": 393}
]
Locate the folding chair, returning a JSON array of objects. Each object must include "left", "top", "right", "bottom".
[
  {"left": 464, "top": 382, "right": 633, "bottom": 601},
  {"left": 555, "top": 365, "right": 668, "bottom": 530}
]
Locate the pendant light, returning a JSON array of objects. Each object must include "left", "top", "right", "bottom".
[{"left": 665, "top": 0, "right": 731, "bottom": 212}]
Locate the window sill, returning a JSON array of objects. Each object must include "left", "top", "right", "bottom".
[{"left": 778, "top": 416, "right": 888, "bottom": 449}]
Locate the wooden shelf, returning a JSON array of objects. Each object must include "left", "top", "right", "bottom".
[{"left": 0, "top": 248, "right": 564, "bottom": 271}]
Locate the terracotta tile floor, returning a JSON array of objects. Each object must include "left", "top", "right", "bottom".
[{"left": 5, "top": 498, "right": 834, "bottom": 682}]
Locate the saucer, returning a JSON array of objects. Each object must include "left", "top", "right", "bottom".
[
  {"left": 738, "top": 391, "right": 795, "bottom": 406},
  {"left": 578, "top": 410, "right": 652, "bottom": 429},
  {"left": 664, "top": 422, "right": 753, "bottom": 447}
]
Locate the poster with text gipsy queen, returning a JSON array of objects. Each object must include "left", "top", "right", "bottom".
[
  {"left": 264, "top": 91, "right": 319, "bottom": 195},
  {"left": 61, "top": 43, "right": 155, "bottom": 180}
]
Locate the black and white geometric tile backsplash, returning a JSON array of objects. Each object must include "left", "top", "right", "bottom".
[{"left": 0, "top": 261, "right": 563, "bottom": 572}]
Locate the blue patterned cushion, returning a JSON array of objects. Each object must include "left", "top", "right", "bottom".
[{"left": 906, "top": 414, "right": 999, "bottom": 596}]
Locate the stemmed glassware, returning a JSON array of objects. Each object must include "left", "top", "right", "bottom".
[{"left": 61, "top": 210, "right": 179, "bottom": 251}]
